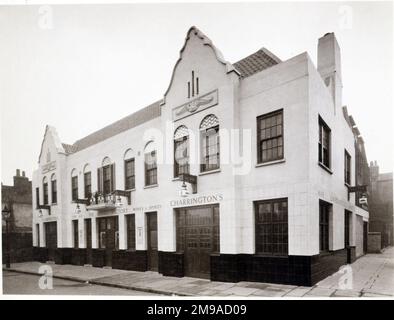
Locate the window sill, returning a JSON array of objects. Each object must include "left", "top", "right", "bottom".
[
  {"left": 199, "top": 168, "right": 221, "bottom": 176},
  {"left": 318, "top": 162, "right": 333, "bottom": 174},
  {"left": 256, "top": 158, "right": 285, "bottom": 168},
  {"left": 125, "top": 188, "right": 136, "bottom": 192},
  {"left": 144, "top": 184, "right": 158, "bottom": 189},
  {"left": 172, "top": 177, "right": 181, "bottom": 181},
  {"left": 51, "top": 203, "right": 57, "bottom": 206}
]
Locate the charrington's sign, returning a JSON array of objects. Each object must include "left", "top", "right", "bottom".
[{"left": 170, "top": 194, "right": 223, "bottom": 207}]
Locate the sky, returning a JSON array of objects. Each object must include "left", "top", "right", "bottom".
[{"left": 0, "top": 1, "right": 393, "bottom": 185}]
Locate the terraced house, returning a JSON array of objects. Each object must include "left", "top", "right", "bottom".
[{"left": 32, "top": 27, "right": 370, "bottom": 286}]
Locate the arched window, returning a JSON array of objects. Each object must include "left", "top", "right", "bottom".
[
  {"left": 144, "top": 141, "right": 157, "bottom": 186},
  {"left": 51, "top": 173, "right": 57, "bottom": 204},
  {"left": 124, "top": 149, "right": 135, "bottom": 190},
  {"left": 83, "top": 164, "right": 92, "bottom": 198},
  {"left": 42, "top": 176, "right": 49, "bottom": 205},
  {"left": 174, "top": 125, "right": 190, "bottom": 177},
  {"left": 200, "top": 114, "right": 220, "bottom": 172},
  {"left": 98, "top": 157, "right": 115, "bottom": 195},
  {"left": 71, "top": 169, "right": 78, "bottom": 201}
]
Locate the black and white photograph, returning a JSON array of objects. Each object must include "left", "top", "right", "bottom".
[{"left": 1, "top": 0, "right": 393, "bottom": 305}]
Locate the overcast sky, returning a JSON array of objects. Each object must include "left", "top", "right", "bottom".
[{"left": 1, "top": 1, "right": 393, "bottom": 185}]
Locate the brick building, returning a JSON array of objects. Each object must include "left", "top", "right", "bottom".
[
  {"left": 369, "top": 161, "right": 393, "bottom": 248},
  {"left": 2, "top": 169, "right": 33, "bottom": 262}
]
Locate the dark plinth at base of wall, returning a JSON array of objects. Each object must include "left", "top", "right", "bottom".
[
  {"left": 92, "top": 249, "right": 106, "bottom": 267},
  {"left": 32, "top": 247, "right": 48, "bottom": 263},
  {"left": 112, "top": 250, "right": 148, "bottom": 271},
  {"left": 347, "top": 246, "right": 356, "bottom": 264},
  {"left": 71, "top": 248, "right": 87, "bottom": 266},
  {"left": 54, "top": 248, "right": 72, "bottom": 265},
  {"left": 211, "top": 249, "right": 348, "bottom": 287},
  {"left": 158, "top": 251, "right": 184, "bottom": 277}
]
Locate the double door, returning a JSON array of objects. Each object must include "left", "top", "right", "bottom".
[{"left": 98, "top": 216, "right": 118, "bottom": 267}]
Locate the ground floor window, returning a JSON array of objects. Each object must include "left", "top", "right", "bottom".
[
  {"left": 73, "top": 220, "right": 79, "bottom": 248},
  {"left": 255, "top": 198, "right": 288, "bottom": 256},
  {"left": 345, "top": 210, "right": 351, "bottom": 247},
  {"left": 126, "top": 214, "right": 136, "bottom": 250},
  {"left": 319, "top": 200, "right": 331, "bottom": 252},
  {"left": 36, "top": 223, "right": 40, "bottom": 247}
]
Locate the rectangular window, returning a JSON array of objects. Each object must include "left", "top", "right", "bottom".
[
  {"left": 126, "top": 214, "right": 136, "bottom": 250},
  {"left": 103, "top": 165, "right": 111, "bottom": 194},
  {"left": 201, "top": 126, "right": 220, "bottom": 172},
  {"left": 255, "top": 198, "right": 288, "bottom": 256},
  {"left": 145, "top": 151, "right": 157, "bottom": 186},
  {"left": 257, "top": 110, "right": 283, "bottom": 163},
  {"left": 345, "top": 210, "right": 351, "bottom": 247},
  {"left": 51, "top": 180, "right": 57, "bottom": 204},
  {"left": 174, "top": 137, "right": 190, "bottom": 177},
  {"left": 84, "top": 172, "right": 92, "bottom": 198},
  {"left": 73, "top": 220, "right": 79, "bottom": 248},
  {"left": 36, "top": 187, "right": 40, "bottom": 207},
  {"left": 345, "top": 150, "right": 351, "bottom": 185},
  {"left": 318, "top": 117, "right": 331, "bottom": 168},
  {"left": 319, "top": 200, "right": 331, "bottom": 252},
  {"left": 124, "top": 159, "right": 135, "bottom": 190},
  {"left": 43, "top": 182, "right": 48, "bottom": 205},
  {"left": 36, "top": 223, "right": 40, "bottom": 247},
  {"left": 71, "top": 176, "right": 78, "bottom": 201}
]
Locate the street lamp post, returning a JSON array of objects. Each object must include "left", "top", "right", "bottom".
[{"left": 2, "top": 204, "right": 11, "bottom": 268}]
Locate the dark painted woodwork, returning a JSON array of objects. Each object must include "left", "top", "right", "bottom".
[
  {"left": 71, "top": 248, "right": 86, "bottom": 266},
  {"left": 33, "top": 247, "right": 48, "bottom": 262},
  {"left": 97, "top": 216, "right": 118, "bottom": 267},
  {"left": 45, "top": 221, "right": 57, "bottom": 261},
  {"left": 158, "top": 251, "right": 184, "bottom": 277},
  {"left": 92, "top": 249, "right": 105, "bottom": 267},
  {"left": 111, "top": 250, "right": 148, "bottom": 271},
  {"left": 54, "top": 248, "right": 72, "bottom": 265},
  {"left": 85, "top": 218, "right": 92, "bottom": 265}
]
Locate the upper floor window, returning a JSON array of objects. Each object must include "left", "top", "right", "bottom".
[
  {"left": 200, "top": 114, "right": 220, "bottom": 172},
  {"left": 51, "top": 174, "right": 57, "bottom": 204},
  {"left": 35, "top": 187, "right": 40, "bottom": 207},
  {"left": 43, "top": 177, "right": 48, "bottom": 205},
  {"left": 83, "top": 164, "right": 91, "bottom": 198},
  {"left": 344, "top": 150, "right": 351, "bottom": 185},
  {"left": 174, "top": 125, "right": 190, "bottom": 177},
  {"left": 124, "top": 149, "right": 135, "bottom": 190},
  {"left": 97, "top": 157, "right": 115, "bottom": 195},
  {"left": 318, "top": 116, "right": 331, "bottom": 169},
  {"left": 257, "top": 110, "right": 283, "bottom": 163},
  {"left": 71, "top": 169, "right": 78, "bottom": 201},
  {"left": 144, "top": 142, "right": 157, "bottom": 186}
]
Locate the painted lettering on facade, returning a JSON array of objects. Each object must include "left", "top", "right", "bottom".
[
  {"left": 41, "top": 161, "right": 56, "bottom": 174},
  {"left": 170, "top": 194, "right": 223, "bottom": 207}
]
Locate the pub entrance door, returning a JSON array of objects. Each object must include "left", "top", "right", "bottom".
[
  {"left": 45, "top": 222, "right": 57, "bottom": 262},
  {"left": 146, "top": 212, "right": 158, "bottom": 271},
  {"left": 98, "top": 216, "right": 118, "bottom": 267},
  {"left": 176, "top": 205, "right": 220, "bottom": 279},
  {"left": 85, "top": 218, "right": 92, "bottom": 265}
]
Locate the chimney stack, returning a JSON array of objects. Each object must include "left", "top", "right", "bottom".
[
  {"left": 317, "top": 32, "right": 342, "bottom": 113},
  {"left": 16, "top": 169, "right": 20, "bottom": 177},
  {"left": 22, "top": 171, "right": 25, "bottom": 177}
]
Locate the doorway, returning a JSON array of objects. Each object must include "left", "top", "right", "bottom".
[
  {"left": 146, "top": 212, "right": 158, "bottom": 271},
  {"left": 45, "top": 222, "right": 57, "bottom": 261},
  {"left": 97, "top": 216, "right": 118, "bottom": 267},
  {"left": 85, "top": 218, "right": 92, "bottom": 265}
]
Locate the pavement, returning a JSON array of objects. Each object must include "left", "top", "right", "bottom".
[{"left": 3, "top": 247, "right": 394, "bottom": 297}]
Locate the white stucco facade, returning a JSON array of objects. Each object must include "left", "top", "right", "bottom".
[{"left": 32, "top": 28, "right": 369, "bottom": 282}]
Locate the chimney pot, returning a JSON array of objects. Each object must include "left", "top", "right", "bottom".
[
  {"left": 16, "top": 169, "right": 20, "bottom": 177},
  {"left": 22, "top": 171, "right": 25, "bottom": 177}
]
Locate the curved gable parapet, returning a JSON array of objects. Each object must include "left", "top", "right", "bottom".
[
  {"left": 38, "top": 125, "right": 66, "bottom": 163},
  {"left": 163, "top": 26, "right": 240, "bottom": 103}
]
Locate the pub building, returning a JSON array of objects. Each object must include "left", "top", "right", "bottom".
[{"left": 32, "top": 27, "right": 370, "bottom": 286}]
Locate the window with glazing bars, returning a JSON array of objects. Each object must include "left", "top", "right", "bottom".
[
  {"left": 319, "top": 200, "right": 331, "bottom": 252},
  {"left": 71, "top": 176, "right": 78, "bottom": 201},
  {"left": 319, "top": 117, "right": 331, "bottom": 168},
  {"left": 174, "top": 136, "right": 190, "bottom": 177},
  {"left": 51, "top": 179, "right": 57, "bottom": 204},
  {"left": 126, "top": 214, "right": 136, "bottom": 250},
  {"left": 345, "top": 150, "right": 351, "bottom": 185},
  {"left": 257, "top": 110, "right": 283, "bottom": 163},
  {"left": 124, "top": 159, "right": 135, "bottom": 190},
  {"left": 103, "top": 165, "right": 111, "bottom": 194},
  {"left": 255, "top": 198, "right": 288, "bottom": 255},
  {"left": 84, "top": 172, "right": 91, "bottom": 198},
  {"left": 201, "top": 126, "right": 220, "bottom": 172},
  {"left": 73, "top": 220, "right": 79, "bottom": 248},
  {"left": 43, "top": 182, "right": 48, "bottom": 205},
  {"left": 145, "top": 151, "right": 157, "bottom": 186}
]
